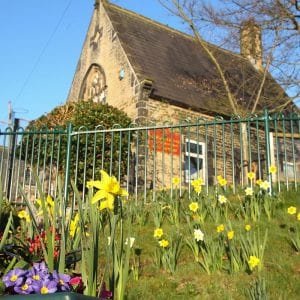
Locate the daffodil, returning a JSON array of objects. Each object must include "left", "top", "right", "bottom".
[
  {"left": 218, "top": 195, "right": 227, "bottom": 204},
  {"left": 297, "top": 213, "right": 300, "bottom": 221},
  {"left": 87, "top": 170, "right": 128, "bottom": 208},
  {"left": 260, "top": 180, "right": 270, "bottom": 190},
  {"left": 245, "top": 187, "right": 253, "bottom": 196},
  {"left": 194, "top": 229, "right": 204, "bottom": 242},
  {"left": 159, "top": 239, "right": 169, "bottom": 248},
  {"left": 269, "top": 165, "right": 277, "bottom": 174},
  {"left": 18, "top": 210, "right": 31, "bottom": 223},
  {"left": 227, "top": 230, "right": 234, "bottom": 240},
  {"left": 248, "top": 255, "right": 260, "bottom": 270},
  {"left": 247, "top": 172, "right": 256, "bottom": 180},
  {"left": 194, "top": 185, "right": 202, "bottom": 194},
  {"left": 256, "top": 179, "right": 262, "bottom": 186},
  {"left": 69, "top": 213, "right": 79, "bottom": 238},
  {"left": 172, "top": 176, "right": 180, "bottom": 186},
  {"left": 287, "top": 206, "right": 297, "bottom": 215},
  {"left": 154, "top": 228, "right": 163, "bottom": 238},
  {"left": 216, "top": 224, "right": 225, "bottom": 233},
  {"left": 189, "top": 202, "right": 199, "bottom": 212},
  {"left": 36, "top": 195, "right": 55, "bottom": 215},
  {"left": 217, "top": 175, "right": 227, "bottom": 186},
  {"left": 191, "top": 178, "right": 203, "bottom": 187},
  {"left": 245, "top": 224, "right": 251, "bottom": 231}
]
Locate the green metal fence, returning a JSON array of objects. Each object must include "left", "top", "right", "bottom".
[{"left": 1, "top": 111, "right": 299, "bottom": 203}]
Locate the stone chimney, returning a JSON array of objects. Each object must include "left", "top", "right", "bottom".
[{"left": 240, "top": 19, "right": 263, "bottom": 70}]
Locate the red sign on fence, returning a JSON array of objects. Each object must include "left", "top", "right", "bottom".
[{"left": 148, "top": 129, "right": 181, "bottom": 156}]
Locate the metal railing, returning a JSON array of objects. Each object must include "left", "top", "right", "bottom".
[{"left": 1, "top": 111, "right": 299, "bottom": 203}]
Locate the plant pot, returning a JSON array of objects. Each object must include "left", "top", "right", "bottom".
[{"left": 0, "top": 292, "right": 98, "bottom": 299}]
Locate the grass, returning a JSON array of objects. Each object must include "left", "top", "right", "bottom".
[
  {"left": 1, "top": 183, "right": 300, "bottom": 299},
  {"left": 121, "top": 188, "right": 300, "bottom": 299}
]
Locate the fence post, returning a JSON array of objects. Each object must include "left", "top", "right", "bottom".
[
  {"left": 264, "top": 110, "right": 272, "bottom": 194},
  {"left": 64, "top": 123, "right": 72, "bottom": 205}
]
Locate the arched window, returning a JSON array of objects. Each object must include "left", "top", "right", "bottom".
[{"left": 79, "top": 64, "right": 107, "bottom": 103}]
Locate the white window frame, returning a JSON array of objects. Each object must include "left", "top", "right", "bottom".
[
  {"left": 282, "top": 161, "right": 295, "bottom": 178},
  {"left": 184, "top": 138, "right": 206, "bottom": 183}
]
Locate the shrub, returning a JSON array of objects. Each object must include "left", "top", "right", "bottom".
[{"left": 21, "top": 101, "right": 132, "bottom": 189}]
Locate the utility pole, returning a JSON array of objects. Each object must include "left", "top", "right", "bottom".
[
  {"left": 8, "top": 101, "right": 14, "bottom": 128},
  {"left": 6, "top": 101, "right": 18, "bottom": 200}
]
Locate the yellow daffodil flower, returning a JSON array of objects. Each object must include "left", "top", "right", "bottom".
[
  {"left": 248, "top": 255, "right": 260, "bottom": 270},
  {"left": 245, "top": 224, "right": 251, "bottom": 231},
  {"left": 256, "top": 179, "right": 262, "bottom": 186},
  {"left": 247, "top": 172, "right": 256, "bottom": 180},
  {"left": 159, "top": 239, "right": 169, "bottom": 248},
  {"left": 87, "top": 170, "right": 128, "bottom": 209},
  {"left": 172, "top": 176, "right": 180, "bottom": 186},
  {"left": 18, "top": 210, "right": 31, "bottom": 223},
  {"left": 154, "top": 228, "right": 163, "bottom": 238},
  {"left": 189, "top": 202, "right": 199, "bottom": 212},
  {"left": 269, "top": 165, "right": 277, "bottom": 174},
  {"left": 69, "top": 213, "right": 79, "bottom": 237},
  {"left": 227, "top": 230, "right": 234, "bottom": 240},
  {"left": 287, "top": 206, "right": 297, "bottom": 215},
  {"left": 191, "top": 178, "right": 204, "bottom": 187},
  {"left": 216, "top": 224, "right": 225, "bottom": 233}
]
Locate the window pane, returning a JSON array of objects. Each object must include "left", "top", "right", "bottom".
[{"left": 186, "top": 141, "right": 202, "bottom": 154}]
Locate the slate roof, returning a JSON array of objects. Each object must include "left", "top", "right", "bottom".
[{"left": 104, "top": 2, "right": 293, "bottom": 116}]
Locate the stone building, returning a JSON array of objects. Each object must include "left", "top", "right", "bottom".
[{"left": 67, "top": 0, "right": 297, "bottom": 187}]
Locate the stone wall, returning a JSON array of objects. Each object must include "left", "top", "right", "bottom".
[
  {"left": 133, "top": 98, "right": 268, "bottom": 188},
  {"left": 67, "top": 2, "right": 139, "bottom": 121}
]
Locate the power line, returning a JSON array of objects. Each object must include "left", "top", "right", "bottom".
[{"left": 14, "top": 0, "right": 74, "bottom": 105}]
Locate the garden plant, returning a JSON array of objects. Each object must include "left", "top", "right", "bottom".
[{"left": 0, "top": 165, "right": 300, "bottom": 299}]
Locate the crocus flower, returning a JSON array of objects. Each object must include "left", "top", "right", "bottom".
[{"left": 2, "top": 268, "right": 27, "bottom": 287}]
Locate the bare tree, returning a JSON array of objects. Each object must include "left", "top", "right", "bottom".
[
  {"left": 158, "top": 0, "right": 299, "bottom": 182},
  {"left": 159, "top": 0, "right": 300, "bottom": 111}
]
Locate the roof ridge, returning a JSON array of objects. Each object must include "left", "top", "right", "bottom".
[
  {"left": 104, "top": 2, "right": 254, "bottom": 63},
  {"left": 104, "top": 2, "right": 194, "bottom": 40}
]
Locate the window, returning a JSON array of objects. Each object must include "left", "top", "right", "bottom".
[
  {"left": 282, "top": 161, "right": 295, "bottom": 178},
  {"left": 184, "top": 139, "right": 205, "bottom": 183}
]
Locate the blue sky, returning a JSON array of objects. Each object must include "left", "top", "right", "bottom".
[{"left": 0, "top": 0, "right": 186, "bottom": 130}]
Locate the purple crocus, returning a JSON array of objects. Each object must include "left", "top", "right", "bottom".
[
  {"left": 32, "top": 278, "right": 58, "bottom": 294},
  {"left": 52, "top": 271, "right": 71, "bottom": 291},
  {"left": 14, "top": 278, "right": 34, "bottom": 294},
  {"left": 2, "top": 268, "right": 27, "bottom": 288}
]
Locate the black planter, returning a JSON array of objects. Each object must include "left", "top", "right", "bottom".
[{"left": 0, "top": 292, "right": 98, "bottom": 299}]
